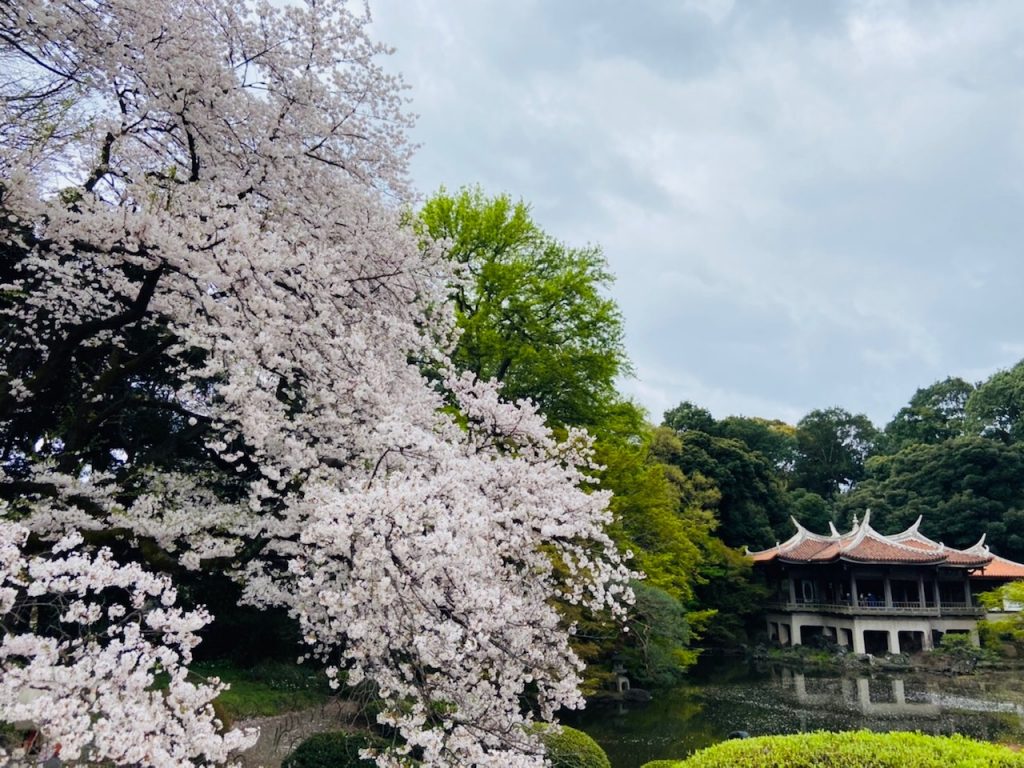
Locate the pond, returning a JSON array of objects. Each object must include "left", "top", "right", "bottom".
[{"left": 564, "top": 657, "right": 1024, "bottom": 768}]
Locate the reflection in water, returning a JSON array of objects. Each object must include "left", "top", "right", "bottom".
[{"left": 565, "top": 660, "right": 1024, "bottom": 768}]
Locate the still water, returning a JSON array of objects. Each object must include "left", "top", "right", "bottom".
[{"left": 565, "top": 658, "right": 1024, "bottom": 768}]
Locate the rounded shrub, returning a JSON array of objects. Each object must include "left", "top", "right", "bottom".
[
  {"left": 640, "top": 730, "right": 1024, "bottom": 768},
  {"left": 536, "top": 724, "right": 612, "bottom": 768},
  {"left": 281, "top": 731, "right": 385, "bottom": 768}
]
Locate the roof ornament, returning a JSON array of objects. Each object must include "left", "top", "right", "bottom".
[
  {"left": 862, "top": 508, "right": 872, "bottom": 529},
  {"left": 828, "top": 521, "right": 840, "bottom": 538},
  {"left": 852, "top": 512, "right": 859, "bottom": 528}
]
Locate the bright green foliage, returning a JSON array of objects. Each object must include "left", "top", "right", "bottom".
[
  {"left": 980, "top": 582, "right": 1024, "bottom": 655},
  {"left": 794, "top": 407, "right": 879, "bottom": 499},
  {"left": 418, "top": 187, "right": 630, "bottom": 430},
  {"left": 535, "top": 724, "right": 612, "bottom": 768},
  {"left": 642, "top": 731, "right": 1024, "bottom": 767},
  {"left": 602, "top": 430, "right": 714, "bottom": 604},
  {"left": 282, "top": 732, "right": 388, "bottom": 768},
  {"left": 967, "top": 360, "right": 1024, "bottom": 443},
  {"left": 836, "top": 437, "right": 1024, "bottom": 560},
  {"left": 883, "top": 377, "right": 973, "bottom": 452}
]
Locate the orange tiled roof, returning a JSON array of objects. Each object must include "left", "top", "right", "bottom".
[{"left": 747, "top": 512, "right": 992, "bottom": 569}]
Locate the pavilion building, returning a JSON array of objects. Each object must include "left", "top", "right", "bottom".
[{"left": 748, "top": 511, "right": 1024, "bottom": 655}]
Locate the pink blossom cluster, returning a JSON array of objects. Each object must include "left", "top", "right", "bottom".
[
  {"left": 0, "top": 521, "right": 257, "bottom": 766},
  {"left": 0, "top": 1, "right": 634, "bottom": 765}
]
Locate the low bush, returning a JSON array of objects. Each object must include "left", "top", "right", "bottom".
[
  {"left": 281, "top": 731, "right": 386, "bottom": 768},
  {"left": 641, "top": 730, "right": 1024, "bottom": 767},
  {"left": 535, "top": 724, "right": 612, "bottom": 768}
]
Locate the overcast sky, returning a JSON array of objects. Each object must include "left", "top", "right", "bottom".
[{"left": 370, "top": 0, "right": 1024, "bottom": 428}]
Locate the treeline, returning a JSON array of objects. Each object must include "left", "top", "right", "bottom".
[{"left": 662, "top": 367, "right": 1024, "bottom": 563}]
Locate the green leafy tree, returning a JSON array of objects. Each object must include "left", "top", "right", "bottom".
[
  {"left": 794, "top": 407, "right": 879, "bottom": 498},
  {"left": 786, "top": 488, "right": 832, "bottom": 533},
  {"left": 966, "top": 360, "right": 1024, "bottom": 443},
  {"left": 663, "top": 401, "right": 717, "bottom": 435},
  {"left": 718, "top": 415, "right": 798, "bottom": 474},
  {"left": 418, "top": 187, "right": 630, "bottom": 430},
  {"left": 620, "top": 582, "right": 698, "bottom": 687},
  {"left": 883, "top": 376, "right": 974, "bottom": 452}
]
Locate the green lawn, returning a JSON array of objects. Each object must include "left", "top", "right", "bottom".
[{"left": 190, "top": 660, "right": 332, "bottom": 723}]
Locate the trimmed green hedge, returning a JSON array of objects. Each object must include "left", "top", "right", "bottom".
[
  {"left": 281, "top": 731, "right": 385, "bottom": 768},
  {"left": 535, "top": 724, "right": 612, "bottom": 768},
  {"left": 641, "top": 731, "right": 1024, "bottom": 768}
]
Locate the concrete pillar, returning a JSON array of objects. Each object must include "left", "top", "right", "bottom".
[
  {"left": 922, "top": 629, "right": 934, "bottom": 651},
  {"left": 884, "top": 577, "right": 893, "bottom": 609},
  {"left": 964, "top": 579, "right": 972, "bottom": 607},
  {"left": 836, "top": 627, "right": 849, "bottom": 647},
  {"left": 917, "top": 575, "right": 926, "bottom": 608},
  {"left": 851, "top": 574, "right": 859, "bottom": 608},
  {"left": 969, "top": 628, "right": 980, "bottom": 648},
  {"left": 933, "top": 579, "right": 941, "bottom": 613},
  {"left": 856, "top": 676, "right": 871, "bottom": 711},
  {"left": 779, "top": 623, "right": 791, "bottom": 646},
  {"left": 893, "top": 678, "right": 906, "bottom": 705},
  {"left": 853, "top": 625, "right": 866, "bottom": 654},
  {"left": 794, "top": 672, "right": 808, "bottom": 702},
  {"left": 788, "top": 578, "right": 797, "bottom": 605},
  {"left": 791, "top": 618, "right": 803, "bottom": 646},
  {"left": 888, "top": 629, "right": 898, "bottom": 654}
]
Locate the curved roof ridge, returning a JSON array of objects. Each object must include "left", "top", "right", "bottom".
[
  {"left": 890, "top": 515, "right": 942, "bottom": 549},
  {"left": 844, "top": 512, "right": 954, "bottom": 557},
  {"left": 788, "top": 516, "right": 838, "bottom": 543}
]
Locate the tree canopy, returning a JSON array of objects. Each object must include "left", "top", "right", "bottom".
[
  {"left": 418, "top": 187, "right": 631, "bottom": 431},
  {"left": 883, "top": 376, "right": 973, "bottom": 452},
  {"left": 966, "top": 360, "right": 1024, "bottom": 444},
  {"left": 793, "top": 407, "right": 879, "bottom": 499}
]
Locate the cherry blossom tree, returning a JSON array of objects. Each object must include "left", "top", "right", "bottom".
[{"left": 0, "top": 1, "right": 632, "bottom": 765}]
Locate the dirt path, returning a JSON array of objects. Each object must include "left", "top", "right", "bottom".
[{"left": 236, "top": 698, "right": 360, "bottom": 768}]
